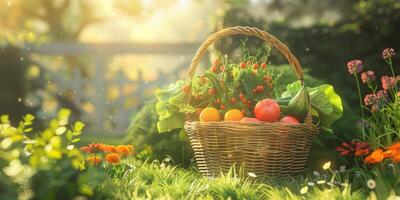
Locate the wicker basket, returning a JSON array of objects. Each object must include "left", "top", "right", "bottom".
[{"left": 183, "top": 26, "right": 319, "bottom": 178}]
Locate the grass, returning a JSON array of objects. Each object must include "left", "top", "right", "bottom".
[{"left": 95, "top": 160, "right": 367, "bottom": 200}]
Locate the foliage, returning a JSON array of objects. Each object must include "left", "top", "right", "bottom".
[
  {"left": 0, "top": 108, "right": 94, "bottom": 200},
  {"left": 281, "top": 81, "right": 343, "bottom": 132},
  {"left": 125, "top": 100, "right": 193, "bottom": 166}
]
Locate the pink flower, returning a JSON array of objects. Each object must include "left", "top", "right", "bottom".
[
  {"left": 381, "top": 76, "right": 396, "bottom": 90},
  {"left": 364, "top": 90, "right": 387, "bottom": 112},
  {"left": 347, "top": 59, "right": 363, "bottom": 74},
  {"left": 361, "top": 71, "right": 375, "bottom": 84},
  {"left": 382, "top": 48, "right": 395, "bottom": 59},
  {"left": 364, "top": 93, "right": 377, "bottom": 106}
]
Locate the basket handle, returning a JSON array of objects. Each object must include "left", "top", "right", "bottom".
[
  {"left": 186, "top": 26, "right": 305, "bottom": 83},
  {"left": 185, "top": 26, "right": 312, "bottom": 125}
]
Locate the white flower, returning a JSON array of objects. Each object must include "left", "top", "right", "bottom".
[
  {"left": 367, "top": 179, "right": 376, "bottom": 189},
  {"left": 317, "top": 180, "right": 326, "bottom": 185},
  {"left": 388, "top": 163, "right": 395, "bottom": 168},
  {"left": 307, "top": 182, "right": 315, "bottom": 186},
  {"left": 322, "top": 161, "right": 331, "bottom": 170},
  {"left": 339, "top": 165, "right": 346, "bottom": 173},
  {"left": 247, "top": 172, "right": 257, "bottom": 178},
  {"left": 313, "top": 171, "right": 320, "bottom": 176},
  {"left": 300, "top": 186, "right": 308, "bottom": 194}
]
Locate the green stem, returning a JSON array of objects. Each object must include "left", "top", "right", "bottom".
[
  {"left": 354, "top": 73, "right": 365, "bottom": 119},
  {"left": 388, "top": 59, "right": 398, "bottom": 93},
  {"left": 354, "top": 73, "right": 366, "bottom": 138}
]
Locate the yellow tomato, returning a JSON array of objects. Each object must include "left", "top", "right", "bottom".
[
  {"left": 199, "top": 107, "right": 221, "bottom": 122},
  {"left": 224, "top": 109, "right": 244, "bottom": 121}
]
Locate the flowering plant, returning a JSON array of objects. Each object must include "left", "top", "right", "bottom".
[{"left": 336, "top": 48, "right": 399, "bottom": 168}]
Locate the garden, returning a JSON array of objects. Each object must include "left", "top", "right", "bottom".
[{"left": 1, "top": 1, "right": 400, "bottom": 200}]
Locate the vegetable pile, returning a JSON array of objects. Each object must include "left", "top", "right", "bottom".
[{"left": 156, "top": 50, "right": 343, "bottom": 133}]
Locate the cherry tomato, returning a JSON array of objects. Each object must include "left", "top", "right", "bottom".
[
  {"left": 253, "top": 63, "right": 259, "bottom": 69},
  {"left": 256, "top": 85, "right": 264, "bottom": 93},
  {"left": 208, "top": 88, "right": 216, "bottom": 95},
  {"left": 182, "top": 85, "right": 190, "bottom": 94},
  {"left": 254, "top": 99, "right": 281, "bottom": 122},
  {"left": 280, "top": 116, "right": 300, "bottom": 124},
  {"left": 240, "top": 62, "right": 246, "bottom": 69},
  {"left": 220, "top": 104, "right": 226, "bottom": 110},
  {"left": 211, "top": 65, "right": 218, "bottom": 73},
  {"left": 261, "top": 63, "right": 267, "bottom": 69},
  {"left": 230, "top": 97, "right": 237, "bottom": 104}
]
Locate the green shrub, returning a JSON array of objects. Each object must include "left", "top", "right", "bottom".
[{"left": 0, "top": 109, "right": 96, "bottom": 200}]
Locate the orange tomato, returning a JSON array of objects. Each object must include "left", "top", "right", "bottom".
[
  {"left": 224, "top": 109, "right": 244, "bottom": 121},
  {"left": 199, "top": 107, "right": 221, "bottom": 122}
]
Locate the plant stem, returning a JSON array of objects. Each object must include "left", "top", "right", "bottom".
[
  {"left": 354, "top": 73, "right": 365, "bottom": 119},
  {"left": 388, "top": 59, "right": 398, "bottom": 93}
]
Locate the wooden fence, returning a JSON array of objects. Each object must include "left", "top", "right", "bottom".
[{"left": 26, "top": 42, "right": 202, "bottom": 134}]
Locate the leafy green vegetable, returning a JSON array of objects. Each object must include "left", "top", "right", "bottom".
[
  {"left": 280, "top": 81, "right": 343, "bottom": 132},
  {"left": 155, "top": 81, "right": 187, "bottom": 133}
]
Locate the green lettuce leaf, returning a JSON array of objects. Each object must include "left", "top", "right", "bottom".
[{"left": 280, "top": 81, "right": 343, "bottom": 132}]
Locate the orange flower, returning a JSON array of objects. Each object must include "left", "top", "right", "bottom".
[
  {"left": 116, "top": 145, "right": 132, "bottom": 157},
  {"left": 388, "top": 142, "right": 400, "bottom": 155},
  {"left": 80, "top": 143, "right": 102, "bottom": 154},
  {"left": 391, "top": 154, "right": 400, "bottom": 163},
  {"left": 355, "top": 148, "right": 370, "bottom": 156},
  {"left": 86, "top": 156, "right": 102, "bottom": 165},
  {"left": 383, "top": 150, "right": 393, "bottom": 158},
  {"left": 105, "top": 153, "right": 120, "bottom": 164},
  {"left": 99, "top": 144, "right": 117, "bottom": 153},
  {"left": 364, "top": 149, "right": 385, "bottom": 164}
]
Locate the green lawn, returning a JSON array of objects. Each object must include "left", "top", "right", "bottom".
[{"left": 95, "top": 160, "right": 366, "bottom": 200}]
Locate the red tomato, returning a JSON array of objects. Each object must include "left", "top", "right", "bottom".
[
  {"left": 261, "top": 63, "right": 267, "bottom": 69},
  {"left": 211, "top": 65, "right": 218, "bottom": 73},
  {"left": 253, "top": 63, "right": 259, "bottom": 69},
  {"left": 254, "top": 99, "right": 281, "bottom": 122},
  {"left": 208, "top": 88, "right": 216, "bottom": 95},
  {"left": 280, "top": 116, "right": 300, "bottom": 124},
  {"left": 240, "top": 117, "right": 260, "bottom": 123},
  {"left": 256, "top": 85, "right": 264, "bottom": 93},
  {"left": 240, "top": 62, "right": 246, "bottom": 69}
]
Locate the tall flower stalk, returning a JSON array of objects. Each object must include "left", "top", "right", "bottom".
[
  {"left": 383, "top": 48, "right": 398, "bottom": 96},
  {"left": 348, "top": 59, "right": 365, "bottom": 119}
]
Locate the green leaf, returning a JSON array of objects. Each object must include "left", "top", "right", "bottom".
[
  {"left": 24, "top": 128, "right": 33, "bottom": 133},
  {"left": 157, "top": 112, "right": 185, "bottom": 133},
  {"left": 55, "top": 126, "right": 67, "bottom": 135},
  {"left": 315, "top": 85, "right": 343, "bottom": 132},
  {"left": 1, "top": 115, "right": 10, "bottom": 124},
  {"left": 155, "top": 80, "right": 185, "bottom": 101},
  {"left": 309, "top": 90, "right": 333, "bottom": 115},
  {"left": 71, "top": 138, "right": 81, "bottom": 143},
  {"left": 74, "top": 121, "right": 85, "bottom": 132},
  {"left": 57, "top": 108, "right": 71, "bottom": 120}
]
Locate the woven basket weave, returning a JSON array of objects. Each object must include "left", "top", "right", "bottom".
[{"left": 184, "top": 26, "right": 319, "bottom": 178}]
